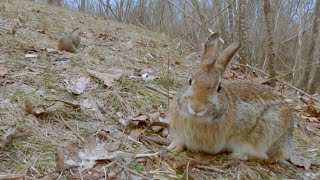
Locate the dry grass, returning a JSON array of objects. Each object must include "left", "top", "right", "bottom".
[{"left": 0, "top": 1, "right": 320, "bottom": 179}]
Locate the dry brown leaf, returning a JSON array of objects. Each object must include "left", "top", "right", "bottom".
[
  {"left": 104, "top": 141, "right": 121, "bottom": 152},
  {"left": 56, "top": 147, "right": 65, "bottom": 172},
  {"left": 305, "top": 104, "right": 320, "bottom": 118},
  {"left": 0, "top": 65, "right": 8, "bottom": 76},
  {"left": 12, "top": 24, "right": 17, "bottom": 35},
  {"left": 290, "top": 155, "right": 311, "bottom": 171},
  {"left": 0, "top": 128, "right": 17, "bottom": 149},
  {"left": 0, "top": 128, "right": 30, "bottom": 149},
  {"left": 24, "top": 99, "right": 34, "bottom": 114},
  {"left": 87, "top": 68, "right": 123, "bottom": 87}
]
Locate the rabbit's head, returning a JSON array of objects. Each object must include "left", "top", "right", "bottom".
[{"left": 182, "top": 33, "right": 241, "bottom": 118}]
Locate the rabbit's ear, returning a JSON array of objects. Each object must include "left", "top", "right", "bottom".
[
  {"left": 216, "top": 41, "right": 241, "bottom": 72},
  {"left": 201, "top": 33, "right": 220, "bottom": 66}
]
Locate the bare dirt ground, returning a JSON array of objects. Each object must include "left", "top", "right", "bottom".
[{"left": 1, "top": 1, "right": 320, "bottom": 179}]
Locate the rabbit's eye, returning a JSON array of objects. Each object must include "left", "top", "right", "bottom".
[
  {"left": 188, "top": 77, "right": 193, "bottom": 85},
  {"left": 217, "top": 83, "right": 222, "bottom": 93}
]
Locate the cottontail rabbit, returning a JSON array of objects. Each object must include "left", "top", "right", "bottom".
[{"left": 167, "top": 33, "right": 294, "bottom": 163}]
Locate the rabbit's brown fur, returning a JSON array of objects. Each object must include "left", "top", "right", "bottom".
[
  {"left": 58, "top": 35, "right": 80, "bottom": 53},
  {"left": 167, "top": 33, "right": 294, "bottom": 163}
]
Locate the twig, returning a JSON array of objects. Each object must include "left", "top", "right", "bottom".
[
  {"left": 2, "top": 78, "right": 7, "bottom": 100},
  {"left": 116, "top": 163, "right": 151, "bottom": 180},
  {"left": 139, "top": 136, "right": 157, "bottom": 152},
  {"left": 233, "top": 63, "right": 319, "bottom": 102},
  {"left": 58, "top": 115, "right": 85, "bottom": 143},
  {"left": 70, "top": 27, "right": 79, "bottom": 35},
  {"left": 0, "top": 176, "right": 26, "bottom": 180},
  {"left": 173, "top": 159, "right": 210, "bottom": 170},
  {"left": 168, "top": 0, "right": 201, "bottom": 25},
  {"left": 141, "top": 135, "right": 171, "bottom": 146},
  {"left": 281, "top": 24, "right": 312, "bottom": 44},
  {"left": 146, "top": 121, "right": 169, "bottom": 130},
  {"left": 195, "top": 165, "right": 227, "bottom": 173},
  {"left": 135, "top": 19, "right": 147, "bottom": 29},
  {"left": 173, "top": 0, "right": 236, "bottom": 44},
  {"left": 145, "top": 85, "right": 175, "bottom": 99}
]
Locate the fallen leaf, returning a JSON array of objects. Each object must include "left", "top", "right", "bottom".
[
  {"left": 56, "top": 147, "right": 65, "bottom": 172},
  {"left": 80, "top": 96, "right": 106, "bottom": 121},
  {"left": 0, "top": 128, "right": 30, "bottom": 149},
  {"left": 129, "top": 114, "right": 149, "bottom": 126},
  {"left": 116, "top": 112, "right": 129, "bottom": 126},
  {"left": 290, "top": 155, "right": 312, "bottom": 171},
  {"left": 24, "top": 54, "right": 38, "bottom": 58},
  {"left": 12, "top": 24, "right": 17, "bottom": 35},
  {"left": 104, "top": 141, "right": 121, "bottom": 152},
  {"left": 64, "top": 138, "right": 133, "bottom": 171},
  {"left": 24, "top": 99, "right": 34, "bottom": 114},
  {"left": 0, "top": 128, "right": 18, "bottom": 149},
  {"left": 305, "top": 104, "right": 320, "bottom": 118},
  {"left": 0, "top": 66, "right": 8, "bottom": 76},
  {"left": 87, "top": 68, "right": 123, "bottom": 87},
  {"left": 65, "top": 75, "right": 90, "bottom": 95}
]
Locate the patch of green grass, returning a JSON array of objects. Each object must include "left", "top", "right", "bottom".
[
  {"left": 293, "top": 130, "right": 309, "bottom": 146},
  {"left": 118, "top": 78, "right": 166, "bottom": 109},
  {"left": 128, "top": 159, "right": 144, "bottom": 174},
  {"left": 42, "top": 70, "right": 60, "bottom": 90},
  {"left": 105, "top": 91, "right": 125, "bottom": 112},
  {"left": 155, "top": 74, "right": 181, "bottom": 89}
]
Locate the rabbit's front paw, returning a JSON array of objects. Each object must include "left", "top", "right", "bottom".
[
  {"left": 167, "top": 140, "right": 185, "bottom": 153},
  {"left": 230, "top": 152, "right": 248, "bottom": 161}
]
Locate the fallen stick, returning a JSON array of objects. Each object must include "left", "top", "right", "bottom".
[
  {"left": 145, "top": 85, "right": 175, "bottom": 99},
  {"left": 233, "top": 63, "right": 319, "bottom": 103}
]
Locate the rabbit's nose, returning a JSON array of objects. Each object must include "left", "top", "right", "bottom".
[{"left": 189, "top": 104, "right": 207, "bottom": 116}]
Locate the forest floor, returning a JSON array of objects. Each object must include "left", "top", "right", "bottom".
[{"left": 1, "top": 0, "right": 320, "bottom": 179}]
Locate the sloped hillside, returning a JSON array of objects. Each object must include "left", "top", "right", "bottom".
[{"left": 0, "top": 0, "right": 320, "bottom": 179}]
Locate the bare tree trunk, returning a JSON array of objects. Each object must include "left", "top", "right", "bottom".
[
  {"left": 215, "top": 0, "right": 228, "bottom": 46},
  {"left": 238, "top": 0, "right": 247, "bottom": 64},
  {"left": 48, "top": 0, "right": 62, "bottom": 6},
  {"left": 191, "top": 0, "right": 208, "bottom": 40},
  {"left": 80, "top": 0, "right": 85, "bottom": 12},
  {"left": 139, "top": 0, "right": 145, "bottom": 25},
  {"left": 300, "top": 0, "right": 320, "bottom": 93},
  {"left": 263, "top": 0, "right": 276, "bottom": 87},
  {"left": 227, "top": 0, "right": 234, "bottom": 41}
]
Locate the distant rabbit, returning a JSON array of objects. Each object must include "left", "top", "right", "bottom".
[
  {"left": 167, "top": 33, "right": 294, "bottom": 163},
  {"left": 58, "top": 35, "right": 81, "bottom": 53}
]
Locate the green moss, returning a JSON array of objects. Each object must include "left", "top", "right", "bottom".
[
  {"left": 155, "top": 74, "right": 181, "bottom": 89},
  {"left": 42, "top": 70, "right": 60, "bottom": 90},
  {"left": 128, "top": 159, "right": 144, "bottom": 174}
]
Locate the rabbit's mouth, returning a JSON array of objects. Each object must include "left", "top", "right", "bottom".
[{"left": 187, "top": 104, "right": 208, "bottom": 117}]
